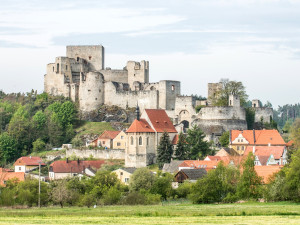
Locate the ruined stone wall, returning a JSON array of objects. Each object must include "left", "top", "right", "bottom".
[
  {"left": 127, "top": 61, "right": 149, "bottom": 89},
  {"left": 79, "top": 72, "right": 104, "bottom": 112},
  {"left": 44, "top": 63, "right": 68, "bottom": 97},
  {"left": 198, "top": 106, "right": 246, "bottom": 120},
  {"left": 66, "top": 45, "right": 105, "bottom": 71},
  {"left": 100, "top": 69, "right": 128, "bottom": 83},
  {"left": 175, "top": 96, "right": 197, "bottom": 123},
  {"left": 207, "top": 82, "right": 222, "bottom": 104},
  {"left": 104, "top": 82, "right": 159, "bottom": 112},
  {"left": 254, "top": 107, "right": 273, "bottom": 123},
  {"left": 66, "top": 149, "right": 125, "bottom": 159},
  {"left": 158, "top": 80, "right": 181, "bottom": 110}
]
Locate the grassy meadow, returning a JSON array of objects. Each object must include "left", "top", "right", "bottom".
[{"left": 0, "top": 202, "right": 300, "bottom": 224}]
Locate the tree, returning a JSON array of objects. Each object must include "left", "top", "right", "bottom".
[
  {"left": 50, "top": 180, "right": 72, "bottom": 208},
  {"left": 174, "top": 133, "right": 188, "bottom": 160},
  {"left": 32, "top": 138, "right": 46, "bottom": 152},
  {"left": 129, "top": 168, "right": 155, "bottom": 192},
  {"left": 186, "top": 125, "right": 212, "bottom": 159},
  {"left": 283, "top": 148, "right": 300, "bottom": 202},
  {"left": 245, "top": 108, "right": 255, "bottom": 130},
  {"left": 0, "top": 132, "right": 18, "bottom": 164},
  {"left": 291, "top": 118, "right": 300, "bottom": 149},
  {"left": 189, "top": 162, "right": 239, "bottom": 203},
  {"left": 209, "top": 79, "right": 248, "bottom": 107},
  {"left": 236, "top": 153, "right": 263, "bottom": 200},
  {"left": 150, "top": 173, "right": 173, "bottom": 200},
  {"left": 219, "top": 131, "right": 229, "bottom": 147},
  {"left": 157, "top": 132, "right": 173, "bottom": 169}
]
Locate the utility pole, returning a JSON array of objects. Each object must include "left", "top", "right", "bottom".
[{"left": 38, "top": 162, "right": 41, "bottom": 208}]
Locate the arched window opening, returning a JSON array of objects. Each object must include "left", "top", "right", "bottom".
[
  {"left": 147, "top": 137, "right": 149, "bottom": 146},
  {"left": 139, "top": 136, "right": 142, "bottom": 146},
  {"left": 130, "top": 136, "right": 134, "bottom": 145}
]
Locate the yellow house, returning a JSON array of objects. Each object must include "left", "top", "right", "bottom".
[
  {"left": 113, "top": 131, "right": 127, "bottom": 150},
  {"left": 113, "top": 167, "right": 137, "bottom": 184}
]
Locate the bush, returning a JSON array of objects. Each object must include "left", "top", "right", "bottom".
[
  {"left": 81, "top": 193, "right": 95, "bottom": 208},
  {"left": 175, "top": 182, "right": 193, "bottom": 199},
  {"left": 102, "top": 187, "right": 122, "bottom": 205}
]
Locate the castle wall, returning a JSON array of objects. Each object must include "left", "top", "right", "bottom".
[
  {"left": 158, "top": 80, "right": 181, "bottom": 110},
  {"left": 104, "top": 82, "right": 159, "bottom": 112},
  {"left": 254, "top": 107, "right": 273, "bottom": 123},
  {"left": 66, "top": 149, "right": 124, "bottom": 160},
  {"left": 66, "top": 45, "right": 105, "bottom": 71},
  {"left": 127, "top": 61, "right": 149, "bottom": 89},
  {"left": 100, "top": 69, "right": 128, "bottom": 83},
  {"left": 198, "top": 106, "right": 246, "bottom": 120},
  {"left": 79, "top": 72, "right": 104, "bottom": 112},
  {"left": 175, "top": 96, "right": 197, "bottom": 123}
]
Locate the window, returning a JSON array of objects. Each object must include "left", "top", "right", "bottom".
[
  {"left": 3, "top": 180, "right": 6, "bottom": 185},
  {"left": 241, "top": 146, "right": 244, "bottom": 150},
  {"left": 56, "top": 63, "right": 59, "bottom": 73},
  {"left": 237, "top": 146, "right": 240, "bottom": 150},
  {"left": 103, "top": 141, "right": 105, "bottom": 144},
  {"left": 130, "top": 136, "right": 134, "bottom": 145},
  {"left": 19, "top": 167, "right": 21, "bottom": 171},
  {"left": 125, "top": 178, "right": 129, "bottom": 183},
  {"left": 120, "top": 172, "right": 123, "bottom": 175},
  {"left": 89, "top": 56, "right": 92, "bottom": 60},
  {"left": 171, "top": 85, "right": 175, "bottom": 91},
  {"left": 52, "top": 66, "right": 54, "bottom": 72},
  {"left": 147, "top": 137, "right": 149, "bottom": 146},
  {"left": 117, "top": 142, "right": 121, "bottom": 146},
  {"left": 121, "top": 136, "right": 124, "bottom": 139},
  {"left": 241, "top": 139, "right": 243, "bottom": 142},
  {"left": 66, "top": 65, "right": 68, "bottom": 70},
  {"left": 139, "top": 136, "right": 142, "bottom": 145},
  {"left": 230, "top": 100, "right": 232, "bottom": 105},
  {"left": 77, "top": 57, "right": 79, "bottom": 62}
]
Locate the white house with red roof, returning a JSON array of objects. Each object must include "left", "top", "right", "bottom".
[
  {"left": 125, "top": 107, "right": 178, "bottom": 168},
  {"left": 14, "top": 156, "right": 46, "bottom": 173}
]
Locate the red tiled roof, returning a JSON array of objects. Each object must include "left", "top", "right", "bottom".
[
  {"left": 246, "top": 146, "right": 285, "bottom": 160},
  {"left": 14, "top": 157, "right": 45, "bottom": 166},
  {"left": 0, "top": 170, "right": 25, "bottom": 186},
  {"left": 126, "top": 119, "right": 155, "bottom": 133},
  {"left": 231, "top": 130, "right": 286, "bottom": 145},
  {"left": 99, "top": 130, "right": 120, "bottom": 140},
  {"left": 255, "top": 165, "right": 281, "bottom": 183},
  {"left": 172, "top": 134, "right": 179, "bottom": 145},
  {"left": 179, "top": 160, "right": 219, "bottom": 171},
  {"left": 50, "top": 160, "right": 105, "bottom": 173},
  {"left": 205, "top": 156, "right": 222, "bottom": 161},
  {"left": 144, "top": 109, "right": 177, "bottom": 133}
]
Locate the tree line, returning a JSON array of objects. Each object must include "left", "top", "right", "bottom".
[{"left": 0, "top": 91, "right": 78, "bottom": 165}]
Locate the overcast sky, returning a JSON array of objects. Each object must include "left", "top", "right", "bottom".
[{"left": 0, "top": 0, "right": 300, "bottom": 108}]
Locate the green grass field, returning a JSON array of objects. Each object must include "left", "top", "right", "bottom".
[
  {"left": 0, "top": 202, "right": 300, "bottom": 224},
  {"left": 75, "top": 121, "right": 115, "bottom": 137}
]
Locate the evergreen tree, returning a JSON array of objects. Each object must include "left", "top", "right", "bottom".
[
  {"left": 186, "top": 125, "right": 212, "bottom": 159},
  {"left": 236, "top": 153, "right": 263, "bottom": 200},
  {"left": 174, "top": 132, "right": 188, "bottom": 160},
  {"left": 157, "top": 131, "right": 173, "bottom": 169}
]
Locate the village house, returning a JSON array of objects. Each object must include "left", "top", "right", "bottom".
[
  {"left": 174, "top": 168, "right": 207, "bottom": 183},
  {"left": 178, "top": 160, "right": 219, "bottom": 171},
  {"left": 49, "top": 159, "right": 105, "bottom": 180},
  {"left": 112, "top": 131, "right": 127, "bottom": 150},
  {"left": 125, "top": 107, "right": 178, "bottom": 168},
  {"left": 229, "top": 129, "right": 286, "bottom": 155},
  {"left": 162, "top": 160, "right": 184, "bottom": 174},
  {"left": 113, "top": 167, "right": 137, "bottom": 184},
  {"left": 244, "top": 146, "right": 287, "bottom": 166},
  {"left": 14, "top": 156, "right": 45, "bottom": 173},
  {"left": 90, "top": 130, "right": 121, "bottom": 149},
  {"left": 0, "top": 168, "right": 25, "bottom": 187}
]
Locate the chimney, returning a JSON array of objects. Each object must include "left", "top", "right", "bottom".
[
  {"left": 135, "top": 104, "right": 140, "bottom": 121},
  {"left": 66, "top": 158, "right": 69, "bottom": 163}
]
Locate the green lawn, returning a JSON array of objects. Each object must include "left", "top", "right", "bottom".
[
  {"left": 1, "top": 202, "right": 300, "bottom": 224},
  {"left": 75, "top": 121, "right": 115, "bottom": 137}
]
